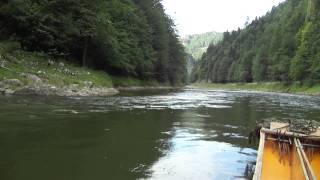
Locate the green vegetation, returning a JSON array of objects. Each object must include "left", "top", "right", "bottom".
[
  {"left": 0, "top": 42, "right": 113, "bottom": 88},
  {"left": 0, "top": 41, "right": 161, "bottom": 88},
  {"left": 0, "top": 0, "right": 187, "bottom": 87},
  {"left": 192, "top": 82, "right": 320, "bottom": 95},
  {"left": 183, "top": 31, "right": 223, "bottom": 60},
  {"left": 192, "top": 0, "right": 320, "bottom": 89}
]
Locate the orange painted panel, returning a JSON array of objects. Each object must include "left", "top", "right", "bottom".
[
  {"left": 261, "top": 140, "right": 306, "bottom": 180},
  {"left": 305, "top": 148, "right": 320, "bottom": 179}
]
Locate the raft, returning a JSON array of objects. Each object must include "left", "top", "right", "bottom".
[{"left": 253, "top": 121, "right": 320, "bottom": 180}]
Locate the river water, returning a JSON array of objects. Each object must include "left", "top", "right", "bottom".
[{"left": 1, "top": 88, "right": 320, "bottom": 180}]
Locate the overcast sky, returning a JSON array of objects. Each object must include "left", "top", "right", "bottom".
[{"left": 162, "top": 0, "right": 285, "bottom": 37}]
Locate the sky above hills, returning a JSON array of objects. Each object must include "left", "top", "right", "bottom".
[{"left": 162, "top": 0, "right": 285, "bottom": 37}]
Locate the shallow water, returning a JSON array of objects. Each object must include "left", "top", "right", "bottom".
[{"left": 1, "top": 88, "right": 320, "bottom": 180}]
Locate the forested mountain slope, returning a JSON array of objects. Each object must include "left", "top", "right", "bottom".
[
  {"left": 0, "top": 0, "right": 187, "bottom": 86},
  {"left": 183, "top": 31, "right": 222, "bottom": 60},
  {"left": 192, "top": 0, "right": 320, "bottom": 85}
]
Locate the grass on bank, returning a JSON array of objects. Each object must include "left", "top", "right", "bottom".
[
  {"left": 0, "top": 41, "right": 161, "bottom": 88},
  {"left": 192, "top": 82, "right": 320, "bottom": 95},
  {"left": 0, "top": 51, "right": 113, "bottom": 88}
]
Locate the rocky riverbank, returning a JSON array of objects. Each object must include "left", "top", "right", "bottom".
[
  {"left": 0, "top": 74, "right": 119, "bottom": 96},
  {"left": 0, "top": 47, "right": 182, "bottom": 97},
  {"left": 0, "top": 74, "right": 181, "bottom": 96}
]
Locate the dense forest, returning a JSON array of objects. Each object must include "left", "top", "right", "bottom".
[
  {"left": 183, "top": 31, "right": 222, "bottom": 60},
  {"left": 192, "top": 0, "right": 320, "bottom": 85},
  {"left": 0, "top": 0, "right": 187, "bottom": 86}
]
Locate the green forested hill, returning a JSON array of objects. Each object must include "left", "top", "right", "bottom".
[
  {"left": 183, "top": 31, "right": 223, "bottom": 60},
  {"left": 0, "top": 0, "right": 187, "bottom": 86},
  {"left": 192, "top": 0, "right": 320, "bottom": 85}
]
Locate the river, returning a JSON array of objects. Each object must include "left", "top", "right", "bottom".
[{"left": 1, "top": 88, "right": 320, "bottom": 180}]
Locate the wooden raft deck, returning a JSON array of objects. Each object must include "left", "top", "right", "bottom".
[{"left": 253, "top": 122, "right": 320, "bottom": 180}]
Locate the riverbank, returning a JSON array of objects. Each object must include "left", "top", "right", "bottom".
[
  {"left": 0, "top": 44, "right": 178, "bottom": 96},
  {"left": 191, "top": 82, "right": 320, "bottom": 96}
]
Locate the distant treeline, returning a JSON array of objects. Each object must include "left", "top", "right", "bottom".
[
  {"left": 0, "top": 0, "right": 187, "bottom": 85},
  {"left": 183, "top": 31, "right": 222, "bottom": 60},
  {"left": 192, "top": 0, "right": 320, "bottom": 85}
]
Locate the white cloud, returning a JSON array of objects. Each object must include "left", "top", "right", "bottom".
[{"left": 162, "top": 0, "right": 285, "bottom": 36}]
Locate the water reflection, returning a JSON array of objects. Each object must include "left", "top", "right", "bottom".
[
  {"left": 149, "top": 130, "right": 256, "bottom": 180},
  {"left": 0, "top": 88, "right": 320, "bottom": 180}
]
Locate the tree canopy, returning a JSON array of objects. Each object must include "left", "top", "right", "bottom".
[
  {"left": 0, "top": 0, "right": 187, "bottom": 85},
  {"left": 192, "top": 0, "right": 320, "bottom": 85},
  {"left": 183, "top": 31, "right": 223, "bottom": 60}
]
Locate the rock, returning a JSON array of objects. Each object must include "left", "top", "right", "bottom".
[
  {"left": 37, "top": 71, "right": 46, "bottom": 75},
  {"left": 58, "top": 62, "right": 65, "bottom": 67},
  {"left": 13, "top": 84, "right": 57, "bottom": 96},
  {"left": 1, "top": 77, "right": 118, "bottom": 96},
  {"left": 0, "top": 87, "right": 5, "bottom": 94},
  {"left": 0, "top": 81, "right": 6, "bottom": 89},
  {"left": 69, "top": 84, "right": 79, "bottom": 90},
  {"left": 0, "top": 60, "right": 5, "bottom": 68},
  {"left": 55, "top": 86, "right": 119, "bottom": 97},
  {"left": 48, "top": 60, "right": 54, "bottom": 66},
  {"left": 22, "top": 73, "right": 42, "bottom": 84},
  {"left": 14, "top": 87, "right": 39, "bottom": 96},
  {"left": 2, "top": 79, "right": 23, "bottom": 87},
  {"left": 84, "top": 81, "right": 94, "bottom": 88},
  {"left": 4, "top": 89, "right": 14, "bottom": 94}
]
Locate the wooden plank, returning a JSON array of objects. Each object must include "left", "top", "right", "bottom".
[
  {"left": 266, "top": 137, "right": 290, "bottom": 143},
  {"left": 310, "top": 129, "right": 320, "bottom": 137},
  {"left": 269, "top": 122, "right": 320, "bottom": 137},
  {"left": 270, "top": 122, "right": 289, "bottom": 131},
  {"left": 297, "top": 139, "right": 317, "bottom": 180},
  {"left": 261, "top": 129, "right": 320, "bottom": 141},
  {"left": 294, "top": 138, "right": 310, "bottom": 180},
  {"left": 253, "top": 131, "right": 265, "bottom": 180}
]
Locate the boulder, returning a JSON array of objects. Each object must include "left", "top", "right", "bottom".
[
  {"left": 0, "top": 81, "right": 6, "bottom": 88},
  {"left": 0, "top": 60, "right": 5, "bottom": 68},
  {"left": 14, "top": 87, "right": 39, "bottom": 96},
  {"left": 83, "top": 81, "right": 94, "bottom": 88},
  {"left": 21, "top": 73, "right": 42, "bottom": 84},
  {"left": 13, "top": 85, "right": 56, "bottom": 96},
  {"left": 4, "top": 89, "right": 14, "bottom": 94},
  {"left": 1, "top": 79, "right": 23, "bottom": 87},
  {"left": 48, "top": 60, "right": 54, "bottom": 66},
  {"left": 58, "top": 62, "right": 65, "bottom": 67}
]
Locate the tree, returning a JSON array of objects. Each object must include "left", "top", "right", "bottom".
[{"left": 0, "top": 0, "right": 187, "bottom": 85}]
